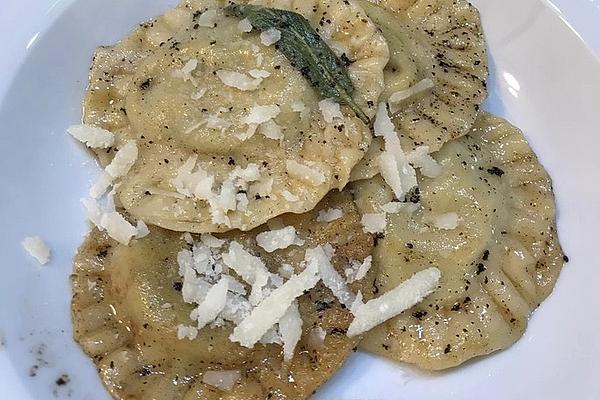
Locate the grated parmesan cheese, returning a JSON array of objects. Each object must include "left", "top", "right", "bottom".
[
  {"left": 347, "top": 267, "right": 441, "bottom": 337},
  {"left": 374, "top": 103, "right": 417, "bottom": 201},
  {"left": 256, "top": 226, "right": 304, "bottom": 253},
  {"left": 279, "top": 302, "right": 303, "bottom": 362},
  {"left": 317, "top": 208, "right": 343, "bottom": 223},
  {"left": 229, "top": 252, "right": 320, "bottom": 348},
  {"left": 22, "top": 236, "right": 51, "bottom": 265},
  {"left": 89, "top": 172, "right": 113, "bottom": 199},
  {"left": 200, "top": 234, "right": 225, "bottom": 248},
  {"left": 312, "top": 245, "right": 356, "bottom": 309},
  {"left": 240, "top": 104, "right": 280, "bottom": 139},
  {"left": 105, "top": 141, "right": 138, "bottom": 179},
  {"left": 222, "top": 241, "right": 271, "bottom": 305},
  {"left": 291, "top": 101, "right": 306, "bottom": 113},
  {"left": 361, "top": 213, "right": 387, "bottom": 234},
  {"left": 318, "top": 98, "right": 344, "bottom": 124},
  {"left": 202, "top": 370, "right": 241, "bottom": 392},
  {"left": 248, "top": 69, "right": 271, "bottom": 79},
  {"left": 345, "top": 256, "right": 372, "bottom": 283},
  {"left": 278, "top": 263, "right": 295, "bottom": 279},
  {"left": 216, "top": 70, "right": 264, "bottom": 91},
  {"left": 388, "top": 78, "right": 435, "bottom": 113},
  {"left": 286, "top": 160, "right": 326, "bottom": 186},
  {"left": 67, "top": 125, "right": 115, "bottom": 149},
  {"left": 135, "top": 220, "right": 150, "bottom": 239},
  {"left": 238, "top": 18, "right": 253, "bottom": 33},
  {"left": 100, "top": 212, "right": 139, "bottom": 245},
  {"left": 173, "top": 59, "right": 199, "bottom": 83},
  {"left": 407, "top": 146, "right": 442, "bottom": 178},
  {"left": 259, "top": 119, "right": 283, "bottom": 140},
  {"left": 430, "top": 212, "right": 460, "bottom": 230},
  {"left": 177, "top": 325, "right": 199, "bottom": 340},
  {"left": 191, "top": 87, "right": 207, "bottom": 100},
  {"left": 260, "top": 28, "right": 281, "bottom": 46},
  {"left": 197, "top": 9, "right": 218, "bottom": 28},
  {"left": 193, "top": 277, "right": 230, "bottom": 329}
]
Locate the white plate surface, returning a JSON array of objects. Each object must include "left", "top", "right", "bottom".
[{"left": 1, "top": 0, "right": 599, "bottom": 399}]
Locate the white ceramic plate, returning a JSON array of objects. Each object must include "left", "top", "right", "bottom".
[{"left": 1, "top": 0, "right": 599, "bottom": 398}]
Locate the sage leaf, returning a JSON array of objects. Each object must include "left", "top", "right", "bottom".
[{"left": 226, "top": 4, "right": 370, "bottom": 125}]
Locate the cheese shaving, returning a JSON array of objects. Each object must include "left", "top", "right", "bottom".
[
  {"left": 202, "top": 370, "right": 241, "bottom": 392},
  {"left": 312, "top": 245, "right": 356, "bottom": 309},
  {"left": 177, "top": 325, "right": 199, "bottom": 340},
  {"left": 216, "top": 70, "right": 264, "bottom": 91},
  {"left": 67, "top": 124, "right": 115, "bottom": 149},
  {"left": 238, "top": 18, "right": 253, "bottom": 33},
  {"left": 260, "top": 28, "right": 281, "bottom": 46},
  {"left": 317, "top": 208, "right": 343, "bottom": 223},
  {"left": 193, "top": 277, "right": 230, "bottom": 329},
  {"left": 347, "top": 268, "right": 441, "bottom": 337},
  {"left": 229, "top": 252, "right": 320, "bottom": 348},
  {"left": 318, "top": 98, "right": 343, "bottom": 124},
  {"left": 256, "top": 226, "right": 304, "bottom": 253},
  {"left": 22, "top": 236, "right": 51, "bottom": 265},
  {"left": 345, "top": 256, "right": 372, "bottom": 283},
  {"left": 105, "top": 141, "right": 138, "bottom": 179},
  {"left": 430, "top": 212, "right": 460, "bottom": 230},
  {"left": 248, "top": 69, "right": 271, "bottom": 79},
  {"left": 361, "top": 213, "right": 387, "bottom": 234},
  {"left": 374, "top": 103, "right": 417, "bottom": 200},
  {"left": 222, "top": 241, "right": 271, "bottom": 305},
  {"left": 286, "top": 160, "right": 326, "bottom": 186},
  {"left": 279, "top": 302, "right": 303, "bottom": 362},
  {"left": 388, "top": 78, "right": 435, "bottom": 113},
  {"left": 197, "top": 9, "right": 218, "bottom": 28},
  {"left": 407, "top": 146, "right": 442, "bottom": 178}
]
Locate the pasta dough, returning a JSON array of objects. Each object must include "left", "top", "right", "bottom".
[
  {"left": 71, "top": 192, "right": 376, "bottom": 399},
  {"left": 351, "top": 0, "right": 488, "bottom": 180},
  {"left": 83, "top": 0, "right": 389, "bottom": 233},
  {"left": 354, "top": 113, "right": 564, "bottom": 370}
]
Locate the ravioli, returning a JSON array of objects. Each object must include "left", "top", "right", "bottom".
[
  {"left": 353, "top": 113, "right": 564, "bottom": 370},
  {"left": 83, "top": 0, "right": 389, "bottom": 233},
  {"left": 351, "top": 0, "right": 488, "bottom": 180},
  {"left": 71, "top": 192, "right": 376, "bottom": 399}
]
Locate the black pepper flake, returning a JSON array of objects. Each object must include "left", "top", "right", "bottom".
[
  {"left": 340, "top": 53, "right": 353, "bottom": 67},
  {"left": 97, "top": 249, "right": 109, "bottom": 259},
  {"left": 405, "top": 187, "right": 421, "bottom": 204},
  {"left": 55, "top": 374, "right": 70, "bottom": 386},
  {"left": 315, "top": 300, "right": 333, "bottom": 311},
  {"left": 412, "top": 310, "right": 427, "bottom": 320},
  {"left": 563, "top": 255, "right": 570, "bottom": 263},
  {"left": 173, "top": 281, "right": 183, "bottom": 292},
  {"left": 482, "top": 249, "right": 489, "bottom": 260},
  {"left": 487, "top": 166, "right": 505, "bottom": 177},
  {"left": 374, "top": 232, "right": 385, "bottom": 246},
  {"left": 444, "top": 344, "right": 452, "bottom": 354},
  {"left": 476, "top": 263, "right": 486, "bottom": 275},
  {"left": 406, "top": 243, "right": 414, "bottom": 249},
  {"left": 330, "top": 327, "right": 347, "bottom": 336},
  {"left": 140, "top": 78, "right": 152, "bottom": 90}
]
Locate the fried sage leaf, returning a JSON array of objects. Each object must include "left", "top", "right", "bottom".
[{"left": 227, "top": 3, "right": 370, "bottom": 124}]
